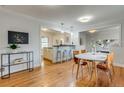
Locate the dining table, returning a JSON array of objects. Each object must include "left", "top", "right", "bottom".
[{"left": 75, "top": 52, "right": 108, "bottom": 84}]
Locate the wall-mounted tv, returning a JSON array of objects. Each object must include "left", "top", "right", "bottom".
[{"left": 8, "top": 31, "right": 29, "bottom": 44}]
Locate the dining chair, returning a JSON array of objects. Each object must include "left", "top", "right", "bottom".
[
  {"left": 80, "top": 50, "right": 86, "bottom": 53},
  {"left": 96, "top": 52, "right": 114, "bottom": 83},
  {"left": 72, "top": 50, "right": 80, "bottom": 74},
  {"left": 72, "top": 50, "right": 89, "bottom": 79},
  {"left": 80, "top": 50, "right": 90, "bottom": 79}
]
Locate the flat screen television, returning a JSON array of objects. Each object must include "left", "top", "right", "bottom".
[{"left": 8, "top": 31, "right": 29, "bottom": 44}]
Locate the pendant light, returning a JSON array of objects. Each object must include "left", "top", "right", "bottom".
[{"left": 60, "top": 22, "right": 64, "bottom": 33}]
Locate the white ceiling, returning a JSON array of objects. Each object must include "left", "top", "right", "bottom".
[{"left": 1, "top": 5, "right": 124, "bottom": 32}]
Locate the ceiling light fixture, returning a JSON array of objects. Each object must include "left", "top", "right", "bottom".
[
  {"left": 41, "top": 28, "right": 48, "bottom": 31},
  {"left": 78, "top": 16, "right": 92, "bottom": 23},
  {"left": 89, "top": 29, "right": 96, "bottom": 33},
  {"left": 60, "top": 22, "right": 64, "bottom": 33}
]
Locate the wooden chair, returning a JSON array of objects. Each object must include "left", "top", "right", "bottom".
[
  {"left": 96, "top": 52, "right": 114, "bottom": 83},
  {"left": 80, "top": 50, "right": 86, "bottom": 53},
  {"left": 80, "top": 50, "right": 87, "bottom": 63},
  {"left": 72, "top": 50, "right": 80, "bottom": 74},
  {"left": 72, "top": 50, "right": 89, "bottom": 79}
]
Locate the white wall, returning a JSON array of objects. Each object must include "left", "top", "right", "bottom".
[
  {"left": 79, "top": 32, "right": 86, "bottom": 50},
  {"left": 41, "top": 31, "right": 54, "bottom": 47},
  {"left": 41, "top": 31, "right": 71, "bottom": 47},
  {"left": 83, "top": 26, "right": 121, "bottom": 51},
  {"left": 0, "top": 9, "right": 41, "bottom": 75},
  {"left": 53, "top": 32, "right": 71, "bottom": 45},
  {"left": 86, "top": 26, "right": 120, "bottom": 41}
]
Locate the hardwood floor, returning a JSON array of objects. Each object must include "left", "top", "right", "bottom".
[{"left": 0, "top": 59, "right": 124, "bottom": 87}]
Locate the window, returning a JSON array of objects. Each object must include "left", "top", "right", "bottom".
[{"left": 41, "top": 37, "right": 48, "bottom": 48}]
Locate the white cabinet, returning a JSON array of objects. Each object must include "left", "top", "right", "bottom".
[{"left": 43, "top": 47, "right": 53, "bottom": 61}]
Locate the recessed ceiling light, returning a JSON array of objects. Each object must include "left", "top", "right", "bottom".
[
  {"left": 41, "top": 28, "right": 48, "bottom": 31},
  {"left": 89, "top": 29, "right": 96, "bottom": 33},
  {"left": 78, "top": 16, "right": 92, "bottom": 23}
]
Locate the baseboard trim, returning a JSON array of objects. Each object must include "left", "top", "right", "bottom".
[
  {"left": 114, "top": 63, "right": 124, "bottom": 68},
  {"left": 0, "top": 66, "right": 41, "bottom": 78}
]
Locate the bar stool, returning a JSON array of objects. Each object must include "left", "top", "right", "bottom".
[
  {"left": 69, "top": 49, "right": 72, "bottom": 60},
  {"left": 62, "top": 50, "right": 68, "bottom": 62},
  {"left": 56, "top": 50, "right": 62, "bottom": 63},
  {"left": 66, "top": 49, "right": 72, "bottom": 61}
]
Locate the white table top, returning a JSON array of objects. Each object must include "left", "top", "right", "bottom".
[{"left": 75, "top": 52, "right": 107, "bottom": 62}]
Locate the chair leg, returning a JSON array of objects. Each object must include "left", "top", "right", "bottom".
[
  {"left": 61, "top": 56, "right": 62, "bottom": 64},
  {"left": 106, "top": 70, "right": 112, "bottom": 84},
  {"left": 80, "top": 65, "right": 83, "bottom": 79},
  {"left": 66, "top": 56, "right": 68, "bottom": 62},
  {"left": 89, "top": 63, "right": 94, "bottom": 81},
  {"left": 76, "top": 64, "right": 80, "bottom": 79},
  {"left": 86, "top": 63, "right": 91, "bottom": 80},
  {"left": 95, "top": 65, "right": 98, "bottom": 85},
  {"left": 111, "top": 65, "right": 115, "bottom": 75},
  {"left": 87, "top": 64, "right": 90, "bottom": 75}
]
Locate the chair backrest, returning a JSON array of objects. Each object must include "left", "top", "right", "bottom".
[
  {"left": 73, "top": 50, "right": 80, "bottom": 56},
  {"left": 73, "top": 50, "right": 80, "bottom": 63},
  {"left": 110, "top": 52, "right": 114, "bottom": 63},
  {"left": 106, "top": 52, "right": 114, "bottom": 68},
  {"left": 80, "top": 50, "right": 86, "bottom": 53},
  {"left": 108, "top": 52, "right": 114, "bottom": 63}
]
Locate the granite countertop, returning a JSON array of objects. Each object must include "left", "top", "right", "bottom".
[{"left": 53, "top": 44, "right": 75, "bottom": 47}]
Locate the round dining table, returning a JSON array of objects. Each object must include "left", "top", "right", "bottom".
[{"left": 75, "top": 52, "right": 108, "bottom": 84}]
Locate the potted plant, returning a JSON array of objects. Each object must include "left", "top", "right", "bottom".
[{"left": 7, "top": 43, "right": 20, "bottom": 53}]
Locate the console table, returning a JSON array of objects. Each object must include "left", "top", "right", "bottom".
[{"left": 1, "top": 51, "right": 34, "bottom": 79}]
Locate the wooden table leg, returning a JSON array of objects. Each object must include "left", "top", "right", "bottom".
[
  {"left": 88, "top": 62, "right": 94, "bottom": 81},
  {"left": 88, "top": 62, "right": 98, "bottom": 86}
]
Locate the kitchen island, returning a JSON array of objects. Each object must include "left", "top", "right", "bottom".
[{"left": 43, "top": 45, "right": 75, "bottom": 63}]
